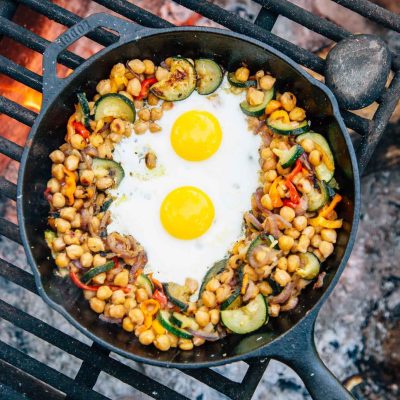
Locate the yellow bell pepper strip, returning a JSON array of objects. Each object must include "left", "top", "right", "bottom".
[
  {"left": 310, "top": 216, "right": 343, "bottom": 229},
  {"left": 241, "top": 273, "right": 249, "bottom": 295},
  {"left": 137, "top": 299, "right": 161, "bottom": 334},
  {"left": 269, "top": 177, "right": 284, "bottom": 208},
  {"left": 319, "top": 194, "right": 342, "bottom": 218},
  {"left": 63, "top": 167, "right": 76, "bottom": 206},
  {"left": 269, "top": 110, "right": 290, "bottom": 124},
  {"left": 152, "top": 319, "right": 166, "bottom": 335}
]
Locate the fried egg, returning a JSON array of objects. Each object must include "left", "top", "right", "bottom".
[{"left": 107, "top": 78, "right": 261, "bottom": 286}]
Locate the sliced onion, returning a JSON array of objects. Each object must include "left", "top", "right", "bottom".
[
  {"left": 294, "top": 195, "right": 308, "bottom": 216},
  {"left": 128, "top": 252, "right": 148, "bottom": 282},
  {"left": 243, "top": 280, "right": 256, "bottom": 302},
  {"left": 71, "top": 260, "right": 84, "bottom": 271},
  {"left": 280, "top": 296, "right": 299, "bottom": 311},
  {"left": 99, "top": 314, "right": 122, "bottom": 324},
  {"left": 263, "top": 215, "right": 281, "bottom": 238},
  {"left": 300, "top": 153, "right": 313, "bottom": 173},
  {"left": 100, "top": 210, "right": 110, "bottom": 231},
  {"left": 244, "top": 212, "right": 263, "bottom": 231},
  {"left": 83, "top": 145, "right": 98, "bottom": 158},
  {"left": 270, "top": 281, "right": 295, "bottom": 304},
  {"left": 187, "top": 329, "right": 221, "bottom": 342},
  {"left": 313, "top": 272, "right": 326, "bottom": 289},
  {"left": 274, "top": 214, "right": 292, "bottom": 229},
  {"left": 98, "top": 121, "right": 111, "bottom": 134}
]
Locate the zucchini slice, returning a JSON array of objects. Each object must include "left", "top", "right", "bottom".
[
  {"left": 306, "top": 180, "right": 329, "bottom": 212},
  {"left": 221, "top": 288, "right": 242, "bottom": 311},
  {"left": 327, "top": 177, "right": 340, "bottom": 190},
  {"left": 170, "top": 312, "right": 199, "bottom": 330},
  {"left": 164, "top": 282, "right": 190, "bottom": 311},
  {"left": 199, "top": 259, "right": 227, "bottom": 295},
  {"left": 273, "top": 144, "right": 304, "bottom": 168},
  {"left": 221, "top": 294, "right": 268, "bottom": 334},
  {"left": 92, "top": 158, "right": 125, "bottom": 187},
  {"left": 94, "top": 93, "right": 135, "bottom": 122},
  {"left": 150, "top": 58, "right": 196, "bottom": 101},
  {"left": 240, "top": 89, "right": 274, "bottom": 117},
  {"left": 81, "top": 261, "right": 114, "bottom": 284},
  {"left": 267, "top": 119, "right": 310, "bottom": 136},
  {"left": 195, "top": 59, "right": 223, "bottom": 95},
  {"left": 296, "top": 132, "right": 335, "bottom": 182},
  {"left": 158, "top": 310, "right": 193, "bottom": 339},
  {"left": 137, "top": 274, "right": 154, "bottom": 296},
  {"left": 227, "top": 72, "right": 256, "bottom": 88},
  {"left": 297, "top": 252, "right": 320, "bottom": 279},
  {"left": 77, "top": 92, "right": 91, "bottom": 129}
]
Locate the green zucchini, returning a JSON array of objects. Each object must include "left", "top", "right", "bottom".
[
  {"left": 151, "top": 58, "right": 196, "bottom": 101},
  {"left": 94, "top": 93, "right": 135, "bottom": 122},
  {"left": 164, "top": 282, "right": 190, "bottom": 311},
  {"left": 170, "top": 312, "right": 199, "bottom": 330},
  {"left": 227, "top": 72, "right": 256, "bottom": 88},
  {"left": 239, "top": 89, "right": 274, "bottom": 117},
  {"left": 199, "top": 259, "right": 227, "bottom": 295},
  {"left": 44, "top": 229, "right": 56, "bottom": 246},
  {"left": 297, "top": 252, "right": 320, "bottom": 279},
  {"left": 307, "top": 180, "right": 329, "bottom": 212},
  {"left": 221, "top": 288, "right": 242, "bottom": 311},
  {"left": 137, "top": 274, "right": 154, "bottom": 296},
  {"left": 327, "top": 177, "right": 340, "bottom": 190},
  {"left": 92, "top": 158, "right": 125, "bottom": 187},
  {"left": 296, "top": 132, "right": 335, "bottom": 182},
  {"left": 221, "top": 294, "right": 268, "bottom": 334},
  {"left": 195, "top": 59, "right": 223, "bottom": 95},
  {"left": 81, "top": 261, "right": 114, "bottom": 283},
  {"left": 267, "top": 119, "right": 310, "bottom": 136},
  {"left": 273, "top": 144, "right": 304, "bottom": 168},
  {"left": 157, "top": 310, "right": 193, "bottom": 339},
  {"left": 100, "top": 198, "right": 113, "bottom": 212},
  {"left": 77, "top": 92, "right": 91, "bottom": 129}
]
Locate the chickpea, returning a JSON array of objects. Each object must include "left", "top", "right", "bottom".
[
  {"left": 319, "top": 241, "right": 334, "bottom": 258},
  {"left": 109, "top": 304, "right": 126, "bottom": 319},
  {"left": 259, "top": 74, "right": 276, "bottom": 90},
  {"left": 263, "top": 157, "right": 277, "bottom": 171},
  {"left": 51, "top": 164, "right": 64, "bottom": 181},
  {"left": 93, "top": 254, "right": 107, "bottom": 267},
  {"left": 258, "top": 281, "right": 273, "bottom": 296},
  {"left": 97, "top": 285, "right": 113, "bottom": 300},
  {"left": 293, "top": 216, "right": 307, "bottom": 231},
  {"left": 114, "top": 270, "right": 129, "bottom": 287},
  {"left": 280, "top": 206, "right": 296, "bottom": 223},
  {"left": 195, "top": 310, "right": 210, "bottom": 327},
  {"left": 134, "top": 99, "right": 144, "bottom": 109},
  {"left": 111, "top": 289, "right": 126, "bottom": 305},
  {"left": 209, "top": 309, "right": 220, "bottom": 325},
  {"left": 149, "top": 122, "right": 162, "bottom": 133},
  {"left": 87, "top": 237, "right": 105, "bottom": 252},
  {"left": 321, "top": 229, "right": 337, "bottom": 243},
  {"left": 89, "top": 297, "right": 105, "bottom": 313},
  {"left": 269, "top": 303, "right": 280, "bottom": 317},
  {"left": 60, "top": 207, "right": 76, "bottom": 222},
  {"left": 206, "top": 277, "right": 220, "bottom": 292},
  {"left": 313, "top": 249, "right": 324, "bottom": 261},
  {"left": 139, "top": 329, "right": 155, "bottom": 345},
  {"left": 255, "top": 70, "right": 265, "bottom": 79},
  {"left": 135, "top": 288, "right": 148, "bottom": 303},
  {"left": 301, "top": 138, "right": 315, "bottom": 153},
  {"left": 278, "top": 235, "right": 294, "bottom": 252},
  {"left": 63, "top": 231, "right": 79, "bottom": 245},
  {"left": 264, "top": 170, "right": 277, "bottom": 182},
  {"left": 55, "top": 218, "right": 71, "bottom": 233},
  {"left": 309, "top": 150, "right": 322, "bottom": 167},
  {"left": 49, "top": 149, "right": 65, "bottom": 164},
  {"left": 80, "top": 170, "right": 94, "bottom": 186},
  {"left": 311, "top": 234, "right": 322, "bottom": 248},
  {"left": 165, "top": 57, "right": 173, "bottom": 67},
  {"left": 193, "top": 337, "right": 206, "bottom": 347},
  {"left": 96, "top": 177, "right": 114, "bottom": 190},
  {"left": 90, "top": 134, "right": 104, "bottom": 148},
  {"left": 265, "top": 99, "right": 282, "bottom": 115},
  {"left": 144, "top": 152, "right": 157, "bottom": 170},
  {"left": 65, "top": 244, "right": 83, "bottom": 260},
  {"left": 302, "top": 226, "right": 315, "bottom": 239},
  {"left": 286, "top": 254, "right": 300, "bottom": 273},
  {"left": 129, "top": 308, "right": 144, "bottom": 325},
  {"left": 71, "top": 214, "right": 81, "bottom": 229},
  {"left": 110, "top": 63, "right": 126, "bottom": 78},
  {"left": 285, "top": 228, "right": 301, "bottom": 239},
  {"left": 278, "top": 257, "right": 288, "bottom": 270},
  {"left": 179, "top": 338, "right": 193, "bottom": 351},
  {"left": 70, "top": 134, "right": 86, "bottom": 150},
  {"left": 156, "top": 66, "right": 169, "bottom": 81},
  {"left": 244, "top": 265, "right": 258, "bottom": 281},
  {"left": 277, "top": 163, "right": 291, "bottom": 176},
  {"left": 154, "top": 334, "right": 171, "bottom": 351},
  {"left": 216, "top": 285, "right": 231, "bottom": 303},
  {"left": 165, "top": 333, "right": 178, "bottom": 348},
  {"left": 201, "top": 290, "right": 216, "bottom": 308},
  {"left": 235, "top": 67, "right": 250, "bottom": 82},
  {"left": 52, "top": 237, "right": 65, "bottom": 252},
  {"left": 126, "top": 78, "right": 141, "bottom": 97},
  {"left": 147, "top": 93, "right": 159, "bottom": 106},
  {"left": 261, "top": 194, "right": 274, "bottom": 210},
  {"left": 289, "top": 107, "right": 306, "bottom": 122},
  {"left": 52, "top": 192, "right": 66, "bottom": 209},
  {"left": 297, "top": 178, "right": 312, "bottom": 194},
  {"left": 133, "top": 120, "right": 149, "bottom": 135},
  {"left": 220, "top": 269, "right": 234, "bottom": 284},
  {"left": 110, "top": 118, "right": 126, "bottom": 135},
  {"left": 261, "top": 147, "right": 273, "bottom": 160},
  {"left": 297, "top": 234, "right": 310, "bottom": 253},
  {"left": 246, "top": 87, "right": 265, "bottom": 106},
  {"left": 80, "top": 252, "right": 93, "bottom": 268},
  {"left": 55, "top": 252, "right": 69, "bottom": 268},
  {"left": 64, "top": 155, "right": 79, "bottom": 172},
  {"left": 122, "top": 317, "right": 134, "bottom": 332},
  {"left": 138, "top": 108, "right": 151, "bottom": 121},
  {"left": 263, "top": 182, "right": 272, "bottom": 193},
  {"left": 162, "top": 101, "right": 173, "bottom": 111},
  {"left": 96, "top": 79, "right": 112, "bottom": 95},
  {"left": 92, "top": 272, "right": 106, "bottom": 285},
  {"left": 142, "top": 59, "right": 155, "bottom": 75},
  {"left": 274, "top": 269, "right": 291, "bottom": 287},
  {"left": 127, "top": 59, "right": 145, "bottom": 74},
  {"left": 150, "top": 107, "right": 163, "bottom": 121},
  {"left": 47, "top": 178, "right": 61, "bottom": 194},
  {"left": 185, "top": 278, "right": 198, "bottom": 294},
  {"left": 280, "top": 92, "right": 297, "bottom": 112}
]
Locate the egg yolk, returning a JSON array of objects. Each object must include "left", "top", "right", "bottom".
[
  {"left": 160, "top": 186, "right": 215, "bottom": 240},
  {"left": 171, "top": 110, "right": 222, "bottom": 161}
]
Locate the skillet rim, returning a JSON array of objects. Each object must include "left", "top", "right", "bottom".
[{"left": 17, "top": 26, "right": 361, "bottom": 369}]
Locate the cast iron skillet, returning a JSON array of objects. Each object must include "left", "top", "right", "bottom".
[{"left": 17, "top": 13, "right": 360, "bottom": 399}]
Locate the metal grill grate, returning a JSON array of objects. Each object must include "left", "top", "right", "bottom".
[{"left": 0, "top": 0, "right": 399, "bottom": 399}]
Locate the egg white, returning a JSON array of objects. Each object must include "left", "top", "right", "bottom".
[{"left": 107, "top": 78, "right": 261, "bottom": 286}]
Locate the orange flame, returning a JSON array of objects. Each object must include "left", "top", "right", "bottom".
[{"left": 22, "top": 90, "right": 42, "bottom": 112}]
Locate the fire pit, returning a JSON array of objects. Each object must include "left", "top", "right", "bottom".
[{"left": 0, "top": 1, "right": 399, "bottom": 399}]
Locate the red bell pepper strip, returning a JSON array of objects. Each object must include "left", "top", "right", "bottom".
[
  {"left": 73, "top": 121, "right": 90, "bottom": 139},
  {"left": 285, "top": 180, "right": 301, "bottom": 205},
  {"left": 43, "top": 187, "right": 52, "bottom": 201},
  {"left": 70, "top": 270, "right": 98, "bottom": 291},
  {"left": 135, "top": 77, "right": 157, "bottom": 100},
  {"left": 286, "top": 159, "right": 303, "bottom": 181},
  {"left": 112, "top": 256, "right": 120, "bottom": 269},
  {"left": 153, "top": 289, "right": 167, "bottom": 308},
  {"left": 282, "top": 199, "right": 298, "bottom": 209}
]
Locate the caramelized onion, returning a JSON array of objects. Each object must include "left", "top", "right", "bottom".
[
  {"left": 270, "top": 281, "right": 295, "bottom": 304},
  {"left": 244, "top": 212, "right": 263, "bottom": 231},
  {"left": 187, "top": 329, "right": 221, "bottom": 342},
  {"left": 313, "top": 272, "right": 326, "bottom": 289},
  {"left": 99, "top": 314, "right": 122, "bottom": 324},
  {"left": 280, "top": 296, "right": 299, "bottom": 311}
]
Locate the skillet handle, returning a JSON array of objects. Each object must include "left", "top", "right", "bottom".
[
  {"left": 259, "top": 309, "right": 354, "bottom": 400},
  {"left": 42, "top": 13, "right": 148, "bottom": 104}
]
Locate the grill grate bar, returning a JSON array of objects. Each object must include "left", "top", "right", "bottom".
[
  {"left": 0, "top": 96, "right": 37, "bottom": 126},
  {"left": 0, "top": 218, "right": 21, "bottom": 244},
  {"left": 255, "top": 0, "right": 349, "bottom": 42},
  {"left": 0, "top": 177, "right": 17, "bottom": 200},
  {"left": 341, "top": 111, "right": 371, "bottom": 137},
  {"left": 0, "top": 340, "right": 108, "bottom": 400},
  {"left": 0, "top": 136, "right": 23, "bottom": 161},
  {"left": 0, "top": 16, "right": 83, "bottom": 69},
  {"left": 93, "top": 0, "right": 174, "bottom": 29},
  {"left": 332, "top": 0, "right": 400, "bottom": 33},
  {"left": 0, "top": 258, "right": 37, "bottom": 294},
  {"left": 254, "top": 7, "right": 278, "bottom": 31},
  {"left": 0, "top": 55, "right": 43, "bottom": 92},
  {"left": 172, "top": 0, "right": 325, "bottom": 73}
]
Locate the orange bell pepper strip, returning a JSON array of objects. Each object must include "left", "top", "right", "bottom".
[
  {"left": 241, "top": 273, "right": 249, "bottom": 295},
  {"left": 310, "top": 216, "right": 343, "bottom": 229},
  {"left": 137, "top": 299, "right": 160, "bottom": 333},
  {"left": 269, "top": 177, "right": 284, "bottom": 208},
  {"left": 70, "top": 270, "right": 98, "bottom": 291},
  {"left": 319, "top": 194, "right": 342, "bottom": 218},
  {"left": 63, "top": 167, "right": 76, "bottom": 206}
]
